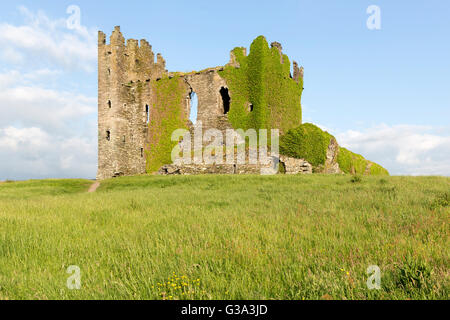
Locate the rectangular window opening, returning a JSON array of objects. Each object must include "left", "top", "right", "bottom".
[{"left": 145, "top": 105, "right": 150, "bottom": 124}]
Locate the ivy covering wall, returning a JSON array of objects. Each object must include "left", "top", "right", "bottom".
[
  {"left": 369, "top": 162, "right": 390, "bottom": 176},
  {"left": 280, "top": 123, "right": 389, "bottom": 175},
  {"left": 142, "top": 36, "right": 389, "bottom": 176},
  {"left": 218, "top": 36, "right": 303, "bottom": 133},
  {"left": 280, "top": 123, "right": 334, "bottom": 167},
  {"left": 146, "top": 76, "right": 188, "bottom": 173},
  {"left": 337, "top": 147, "right": 389, "bottom": 176}
]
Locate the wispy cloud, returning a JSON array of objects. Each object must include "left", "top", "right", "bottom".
[
  {"left": 336, "top": 124, "right": 450, "bottom": 176},
  {"left": 0, "top": 6, "right": 97, "bottom": 72},
  {"left": 0, "top": 82, "right": 96, "bottom": 133},
  {"left": 0, "top": 126, "right": 96, "bottom": 180},
  {"left": 0, "top": 6, "right": 97, "bottom": 180}
]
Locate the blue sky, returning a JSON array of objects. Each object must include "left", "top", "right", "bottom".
[{"left": 0, "top": 0, "right": 449, "bottom": 179}]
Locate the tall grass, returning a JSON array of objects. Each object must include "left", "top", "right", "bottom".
[{"left": 0, "top": 175, "right": 448, "bottom": 300}]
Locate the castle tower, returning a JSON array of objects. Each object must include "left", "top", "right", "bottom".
[{"left": 97, "top": 26, "right": 168, "bottom": 180}]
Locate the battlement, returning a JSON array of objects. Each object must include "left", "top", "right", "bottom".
[
  {"left": 293, "top": 61, "right": 304, "bottom": 83},
  {"left": 98, "top": 26, "right": 166, "bottom": 84}
]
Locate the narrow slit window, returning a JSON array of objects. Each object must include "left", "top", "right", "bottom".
[
  {"left": 189, "top": 91, "right": 198, "bottom": 124},
  {"left": 140, "top": 148, "right": 144, "bottom": 158},
  {"left": 220, "top": 87, "right": 230, "bottom": 114},
  {"left": 145, "top": 105, "right": 150, "bottom": 124},
  {"left": 107, "top": 100, "right": 111, "bottom": 109},
  {"left": 106, "top": 130, "right": 111, "bottom": 141}
]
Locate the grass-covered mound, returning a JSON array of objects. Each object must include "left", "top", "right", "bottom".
[
  {"left": 280, "top": 123, "right": 334, "bottom": 167},
  {"left": 368, "top": 161, "right": 390, "bottom": 176},
  {"left": 218, "top": 36, "right": 303, "bottom": 133},
  {"left": 0, "top": 175, "right": 448, "bottom": 299},
  {"left": 337, "top": 147, "right": 389, "bottom": 176},
  {"left": 280, "top": 123, "right": 389, "bottom": 175}
]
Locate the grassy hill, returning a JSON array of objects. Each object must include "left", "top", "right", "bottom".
[{"left": 0, "top": 175, "right": 448, "bottom": 300}]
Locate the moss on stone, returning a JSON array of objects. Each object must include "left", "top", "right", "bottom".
[
  {"left": 141, "top": 36, "right": 388, "bottom": 176},
  {"left": 280, "top": 123, "right": 333, "bottom": 167},
  {"left": 336, "top": 147, "right": 353, "bottom": 174},
  {"left": 218, "top": 36, "right": 303, "bottom": 133},
  {"left": 337, "top": 147, "right": 389, "bottom": 176},
  {"left": 280, "top": 124, "right": 389, "bottom": 176},
  {"left": 369, "top": 162, "right": 390, "bottom": 176},
  {"left": 146, "top": 76, "right": 188, "bottom": 173}
]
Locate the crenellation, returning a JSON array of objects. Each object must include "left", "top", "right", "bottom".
[
  {"left": 110, "top": 26, "right": 125, "bottom": 47},
  {"left": 126, "top": 39, "right": 139, "bottom": 51},
  {"left": 227, "top": 47, "right": 247, "bottom": 68},
  {"left": 271, "top": 41, "right": 284, "bottom": 63},
  {"left": 271, "top": 41, "right": 283, "bottom": 52},
  {"left": 156, "top": 53, "right": 166, "bottom": 68},
  {"left": 292, "top": 61, "right": 304, "bottom": 83},
  {"left": 98, "top": 31, "right": 106, "bottom": 46}
]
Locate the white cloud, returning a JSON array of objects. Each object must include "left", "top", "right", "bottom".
[
  {"left": 336, "top": 124, "right": 450, "bottom": 176},
  {"left": 0, "top": 47, "right": 25, "bottom": 64},
  {"left": 0, "top": 6, "right": 98, "bottom": 180},
  {"left": 0, "top": 126, "right": 96, "bottom": 180},
  {"left": 0, "top": 127, "right": 50, "bottom": 151},
  {"left": 0, "top": 73, "right": 97, "bottom": 179},
  {"left": 0, "top": 83, "right": 96, "bottom": 133},
  {"left": 0, "top": 6, "right": 97, "bottom": 72},
  {"left": 0, "top": 68, "right": 61, "bottom": 87}
]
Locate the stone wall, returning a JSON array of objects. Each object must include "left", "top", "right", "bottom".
[
  {"left": 97, "top": 27, "right": 310, "bottom": 179},
  {"left": 97, "top": 27, "right": 167, "bottom": 180},
  {"left": 157, "top": 156, "right": 312, "bottom": 176},
  {"left": 183, "top": 68, "right": 233, "bottom": 133}
]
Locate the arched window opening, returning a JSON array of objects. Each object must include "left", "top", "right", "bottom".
[
  {"left": 189, "top": 91, "right": 198, "bottom": 124},
  {"left": 145, "top": 104, "right": 150, "bottom": 124},
  {"left": 106, "top": 130, "right": 111, "bottom": 141},
  {"left": 220, "top": 87, "right": 230, "bottom": 114}
]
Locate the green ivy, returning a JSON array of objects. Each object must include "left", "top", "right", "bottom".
[
  {"left": 369, "top": 162, "right": 390, "bottom": 176},
  {"left": 141, "top": 36, "right": 389, "bottom": 176},
  {"left": 336, "top": 147, "right": 353, "bottom": 174},
  {"left": 279, "top": 124, "right": 389, "bottom": 175},
  {"left": 218, "top": 36, "right": 303, "bottom": 133},
  {"left": 146, "top": 76, "right": 188, "bottom": 173},
  {"left": 279, "top": 123, "right": 333, "bottom": 167},
  {"left": 337, "top": 147, "right": 389, "bottom": 176}
]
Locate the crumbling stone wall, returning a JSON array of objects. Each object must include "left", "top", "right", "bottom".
[
  {"left": 183, "top": 68, "right": 232, "bottom": 133},
  {"left": 97, "top": 27, "right": 308, "bottom": 179},
  {"left": 97, "top": 27, "right": 168, "bottom": 179},
  {"left": 157, "top": 156, "right": 312, "bottom": 176}
]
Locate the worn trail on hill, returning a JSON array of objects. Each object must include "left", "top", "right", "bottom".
[{"left": 88, "top": 181, "right": 100, "bottom": 193}]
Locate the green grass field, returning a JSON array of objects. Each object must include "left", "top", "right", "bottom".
[{"left": 0, "top": 175, "right": 448, "bottom": 300}]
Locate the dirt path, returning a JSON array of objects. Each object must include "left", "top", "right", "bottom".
[{"left": 88, "top": 181, "right": 101, "bottom": 193}]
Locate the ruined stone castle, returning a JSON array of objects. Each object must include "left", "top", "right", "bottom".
[
  {"left": 97, "top": 27, "right": 307, "bottom": 180},
  {"left": 97, "top": 27, "right": 388, "bottom": 180}
]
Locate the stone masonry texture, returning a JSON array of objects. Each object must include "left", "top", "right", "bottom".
[{"left": 97, "top": 27, "right": 317, "bottom": 179}]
